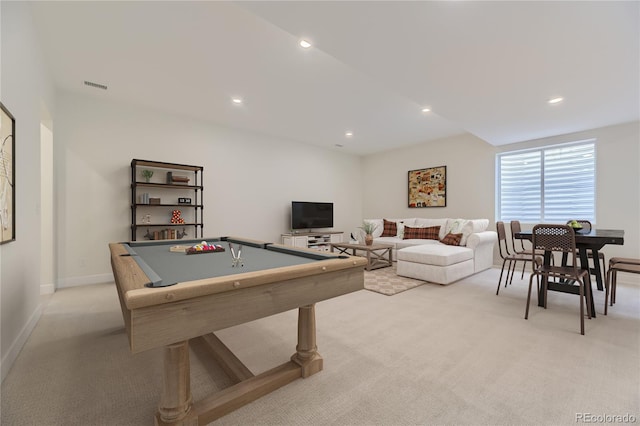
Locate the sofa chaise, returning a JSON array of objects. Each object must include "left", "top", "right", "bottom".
[{"left": 360, "top": 218, "right": 497, "bottom": 285}]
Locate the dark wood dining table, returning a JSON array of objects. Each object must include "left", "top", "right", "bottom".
[{"left": 515, "top": 228, "right": 624, "bottom": 317}]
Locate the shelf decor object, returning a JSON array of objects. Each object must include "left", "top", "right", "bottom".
[
  {"left": 0, "top": 102, "right": 15, "bottom": 244},
  {"left": 131, "top": 159, "right": 204, "bottom": 241},
  {"left": 141, "top": 169, "right": 154, "bottom": 182},
  {"left": 408, "top": 165, "right": 447, "bottom": 208}
]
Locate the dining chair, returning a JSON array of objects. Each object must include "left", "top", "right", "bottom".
[
  {"left": 510, "top": 220, "right": 546, "bottom": 279},
  {"left": 525, "top": 224, "right": 591, "bottom": 335},
  {"left": 565, "top": 220, "right": 606, "bottom": 283},
  {"left": 604, "top": 257, "right": 640, "bottom": 314},
  {"left": 496, "top": 221, "right": 531, "bottom": 295}
]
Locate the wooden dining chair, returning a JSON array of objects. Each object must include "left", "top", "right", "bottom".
[
  {"left": 525, "top": 224, "right": 592, "bottom": 335},
  {"left": 496, "top": 221, "right": 531, "bottom": 295},
  {"left": 604, "top": 257, "right": 640, "bottom": 315}
]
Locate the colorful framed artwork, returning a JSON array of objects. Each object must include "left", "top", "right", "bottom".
[
  {"left": 0, "top": 102, "right": 15, "bottom": 244},
  {"left": 408, "top": 166, "right": 446, "bottom": 208}
]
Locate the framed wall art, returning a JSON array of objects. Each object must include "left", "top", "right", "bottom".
[
  {"left": 408, "top": 166, "right": 446, "bottom": 208},
  {"left": 0, "top": 102, "right": 15, "bottom": 244}
]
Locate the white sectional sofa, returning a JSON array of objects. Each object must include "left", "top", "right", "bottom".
[{"left": 360, "top": 218, "right": 497, "bottom": 285}]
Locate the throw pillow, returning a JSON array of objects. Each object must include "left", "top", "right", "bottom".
[
  {"left": 381, "top": 219, "right": 397, "bottom": 237},
  {"left": 397, "top": 221, "right": 406, "bottom": 239},
  {"left": 403, "top": 226, "right": 440, "bottom": 240},
  {"left": 447, "top": 219, "right": 466, "bottom": 234},
  {"left": 447, "top": 219, "right": 473, "bottom": 246},
  {"left": 441, "top": 232, "right": 463, "bottom": 246}
]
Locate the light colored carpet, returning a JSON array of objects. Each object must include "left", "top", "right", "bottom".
[
  {"left": 364, "top": 264, "right": 425, "bottom": 295},
  {"left": 2, "top": 268, "right": 639, "bottom": 425}
]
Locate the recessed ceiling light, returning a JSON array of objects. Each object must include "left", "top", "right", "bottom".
[
  {"left": 548, "top": 97, "right": 563, "bottom": 104},
  {"left": 299, "top": 39, "right": 312, "bottom": 49},
  {"left": 421, "top": 107, "right": 431, "bottom": 113},
  {"left": 231, "top": 97, "right": 243, "bottom": 105},
  {"left": 345, "top": 131, "right": 353, "bottom": 137}
]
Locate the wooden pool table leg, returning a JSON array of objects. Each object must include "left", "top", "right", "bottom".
[
  {"left": 155, "top": 340, "right": 197, "bottom": 426},
  {"left": 290, "top": 304, "right": 323, "bottom": 378}
]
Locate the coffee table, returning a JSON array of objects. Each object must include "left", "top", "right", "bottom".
[{"left": 330, "top": 242, "right": 393, "bottom": 271}]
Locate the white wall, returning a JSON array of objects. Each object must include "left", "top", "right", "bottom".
[
  {"left": 54, "top": 93, "right": 363, "bottom": 285},
  {"left": 0, "top": 1, "right": 55, "bottom": 380},
  {"left": 362, "top": 132, "right": 496, "bottom": 221},
  {"left": 362, "top": 121, "right": 640, "bottom": 265}
]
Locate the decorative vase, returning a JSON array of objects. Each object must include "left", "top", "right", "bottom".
[{"left": 365, "top": 234, "right": 373, "bottom": 246}]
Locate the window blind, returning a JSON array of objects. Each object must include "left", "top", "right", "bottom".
[{"left": 497, "top": 141, "right": 595, "bottom": 223}]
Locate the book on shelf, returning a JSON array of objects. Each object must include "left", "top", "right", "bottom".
[
  {"left": 139, "top": 193, "right": 150, "bottom": 204},
  {"left": 172, "top": 176, "right": 190, "bottom": 183}
]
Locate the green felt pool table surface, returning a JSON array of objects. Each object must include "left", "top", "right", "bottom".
[{"left": 126, "top": 237, "right": 347, "bottom": 287}]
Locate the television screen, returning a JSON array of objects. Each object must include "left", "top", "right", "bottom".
[{"left": 291, "top": 201, "right": 334, "bottom": 230}]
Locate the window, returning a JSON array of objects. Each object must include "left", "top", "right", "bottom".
[{"left": 497, "top": 140, "right": 595, "bottom": 223}]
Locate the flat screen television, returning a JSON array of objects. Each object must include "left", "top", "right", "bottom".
[{"left": 291, "top": 201, "right": 334, "bottom": 230}]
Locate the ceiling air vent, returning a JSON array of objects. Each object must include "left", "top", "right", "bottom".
[{"left": 84, "top": 80, "right": 108, "bottom": 90}]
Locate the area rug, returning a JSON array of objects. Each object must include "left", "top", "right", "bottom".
[{"left": 364, "top": 265, "right": 426, "bottom": 296}]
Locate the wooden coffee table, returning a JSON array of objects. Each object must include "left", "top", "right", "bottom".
[{"left": 330, "top": 242, "right": 393, "bottom": 271}]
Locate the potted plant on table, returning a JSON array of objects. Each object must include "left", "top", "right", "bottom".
[{"left": 360, "top": 221, "right": 377, "bottom": 246}]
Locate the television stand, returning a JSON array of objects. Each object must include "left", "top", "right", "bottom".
[{"left": 282, "top": 231, "right": 344, "bottom": 252}]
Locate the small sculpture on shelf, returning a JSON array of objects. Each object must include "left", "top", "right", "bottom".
[
  {"left": 144, "top": 228, "right": 154, "bottom": 240},
  {"left": 170, "top": 210, "right": 185, "bottom": 224},
  {"left": 177, "top": 228, "right": 187, "bottom": 239}
]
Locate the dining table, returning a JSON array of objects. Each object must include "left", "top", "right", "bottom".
[{"left": 515, "top": 228, "right": 624, "bottom": 317}]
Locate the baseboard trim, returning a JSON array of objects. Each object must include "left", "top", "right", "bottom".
[
  {"left": 40, "top": 283, "right": 55, "bottom": 295},
  {"left": 57, "top": 273, "right": 114, "bottom": 288},
  {"left": 1, "top": 303, "right": 43, "bottom": 382}
]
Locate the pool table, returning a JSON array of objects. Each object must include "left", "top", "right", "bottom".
[{"left": 109, "top": 237, "right": 367, "bottom": 425}]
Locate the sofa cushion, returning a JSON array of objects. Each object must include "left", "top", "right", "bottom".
[
  {"left": 381, "top": 219, "right": 397, "bottom": 237},
  {"left": 403, "top": 225, "right": 440, "bottom": 240},
  {"left": 374, "top": 236, "right": 403, "bottom": 245},
  {"left": 397, "top": 244, "right": 473, "bottom": 266},
  {"left": 441, "top": 232, "right": 463, "bottom": 246},
  {"left": 380, "top": 218, "right": 417, "bottom": 238},
  {"left": 414, "top": 218, "right": 449, "bottom": 239},
  {"left": 396, "top": 239, "right": 440, "bottom": 250},
  {"left": 397, "top": 259, "right": 474, "bottom": 285},
  {"left": 396, "top": 221, "right": 407, "bottom": 239},
  {"left": 446, "top": 219, "right": 475, "bottom": 246}
]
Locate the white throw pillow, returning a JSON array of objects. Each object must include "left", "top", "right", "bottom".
[{"left": 446, "top": 219, "right": 474, "bottom": 246}]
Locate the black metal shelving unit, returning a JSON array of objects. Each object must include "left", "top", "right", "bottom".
[{"left": 130, "top": 159, "right": 204, "bottom": 241}]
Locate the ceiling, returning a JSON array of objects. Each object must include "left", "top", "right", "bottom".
[{"left": 28, "top": 1, "right": 639, "bottom": 156}]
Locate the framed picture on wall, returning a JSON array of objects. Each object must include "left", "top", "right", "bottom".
[
  {"left": 0, "top": 102, "right": 15, "bottom": 244},
  {"left": 408, "top": 166, "right": 446, "bottom": 208}
]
